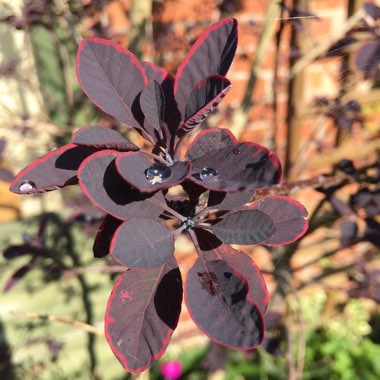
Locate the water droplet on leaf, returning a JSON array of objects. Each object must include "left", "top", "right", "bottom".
[
  {"left": 233, "top": 148, "right": 241, "bottom": 154},
  {"left": 200, "top": 167, "right": 218, "bottom": 181},
  {"left": 19, "top": 180, "right": 36, "bottom": 192},
  {"left": 145, "top": 163, "right": 172, "bottom": 185}
]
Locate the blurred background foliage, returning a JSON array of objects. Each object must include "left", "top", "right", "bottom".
[{"left": 0, "top": 0, "right": 379, "bottom": 379}]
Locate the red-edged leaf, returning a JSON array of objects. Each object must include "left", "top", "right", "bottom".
[
  {"left": 140, "top": 81, "right": 165, "bottom": 130},
  {"left": 178, "top": 76, "right": 231, "bottom": 135},
  {"left": 110, "top": 218, "right": 175, "bottom": 269},
  {"left": 72, "top": 126, "right": 139, "bottom": 151},
  {"left": 115, "top": 152, "right": 191, "bottom": 193},
  {"left": 194, "top": 229, "right": 269, "bottom": 314},
  {"left": 186, "top": 128, "right": 237, "bottom": 161},
  {"left": 174, "top": 18, "right": 238, "bottom": 115},
  {"left": 189, "top": 142, "right": 282, "bottom": 192},
  {"left": 3, "top": 262, "right": 35, "bottom": 292},
  {"left": 105, "top": 260, "right": 182, "bottom": 373},
  {"left": 207, "top": 191, "right": 254, "bottom": 210},
  {"left": 354, "top": 40, "right": 380, "bottom": 80},
  {"left": 76, "top": 38, "right": 147, "bottom": 128},
  {"left": 78, "top": 150, "right": 166, "bottom": 220},
  {"left": 249, "top": 196, "right": 308, "bottom": 246},
  {"left": 185, "top": 257, "right": 264, "bottom": 349},
  {"left": 93, "top": 215, "right": 123, "bottom": 258},
  {"left": 142, "top": 62, "right": 181, "bottom": 136},
  {"left": 211, "top": 210, "right": 276, "bottom": 244},
  {"left": 9, "top": 144, "right": 96, "bottom": 194}
]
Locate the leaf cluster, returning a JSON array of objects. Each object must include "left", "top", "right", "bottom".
[{"left": 9, "top": 18, "right": 308, "bottom": 373}]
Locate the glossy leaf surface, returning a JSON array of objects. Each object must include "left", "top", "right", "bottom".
[
  {"left": 185, "top": 258, "right": 264, "bottom": 348},
  {"left": 189, "top": 142, "right": 282, "bottom": 192},
  {"left": 249, "top": 196, "right": 308, "bottom": 246},
  {"left": 105, "top": 261, "right": 182, "bottom": 373},
  {"left": 207, "top": 191, "right": 254, "bottom": 210},
  {"left": 10, "top": 144, "right": 96, "bottom": 194},
  {"left": 179, "top": 76, "right": 231, "bottom": 135},
  {"left": 142, "top": 62, "right": 181, "bottom": 135},
  {"left": 186, "top": 128, "right": 237, "bottom": 161},
  {"left": 110, "top": 219, "right": 175, "bottom": 268},
  {"left": 76, "top": 38, "right": 147, "bottom": 127},
  {"left": 116, "top": 152, "right": 191, "bottom": 192},
  {"left": 194, "top": 229, "right": 269, "bottom": 313},
  {"left": 212, "top": 210, "right": 276, "bottom": 244},
  {"left": 78, "top": 150, "right": 165, "bottom": 219},
  {"left": 174, "top": 18, "right": 238, "bottom": 115},
  {"left": 140, "top": 81, "right": 165, "bottom": 130},
  {"left": 72, "top": 126, "right": 139, "bottom": 151}
]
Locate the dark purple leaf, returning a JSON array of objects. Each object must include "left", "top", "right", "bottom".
[
  {"left": 364, "top": 3, "right": 380, "bottom": 20},
  {"left": 72, "top": 126, "right": 139, "bottom": 151},
  {"left": 351, "top": 188, "right": 380, "bottom": 218},
  {"left": 93, "top": 214, "right": 123, "bottom": 258},
  {"left": 0, "top": 137, "right": 6, "bottom": 157},
  {"left": 364, "top": 218, "right": 380, "bottom": 247},
  {"left": 3, "top": 262, "right": 35, "bottom": 292},
  {"left": 3, "top": 244, "right": 44, "bottom": 259},
  {"left": 340, "top": 220, "right": 358, "bottom": 248},
  {"left": 211, "top": 209, "right": 276, "bottom": 244},
  {"left": 178, "top": 76, "right": 231, "bottom": 135},
  {"left": 140, "top": 81, "right": 165, "bottom": 131},
  {"left": 174, "top": 18, "right": 238, "bottom": 116},
  {"left": 0, "top": 167, "right": 14, "bottom": 183},
  {"left": 189, "top": 142, "right": 282, "bottom": 192},
  {"left": 142, "top": 62, "right": 181, "bottom": 135},
  {"left": 186, "top": 127, "right": 237, "bottom": 161},
  {"left": 185, "top": 258, "right": 264, "bottom": 349},
  {"left": 194, "top": 229, "right": 269, "bottom": 314},
  {"left": 105, "top": 260, "right": 182, "bottom": 373},
  {"left": 115, "top": 152, "right": 191, "bottom": 193},
  {"left": 326, "top": 36, "right": 357, "bottom": 57},
  {"left": 249, "top": 196, "right": 308, "bottom": 246},
  {"left": 110, "top": 218, "right": 175, "bottom": 269},
  {"left": 78, "top": 150, "right": 166, "bottom": 219},
  {"left": 76, "top": 38, "right": 147, "bottom": 128},
  {"left": 354, "top": 40, "right": 380, "bottom": 80},
  {"left": 9, "top": 144, "right": 96, "bottom": 194},
  {"left": 207, "top": 190, "right": 254, "bottom": 210}
]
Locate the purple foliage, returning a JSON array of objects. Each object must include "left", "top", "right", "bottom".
[{"left": 9, "top": 19, "right": 309, "bottom": 373}]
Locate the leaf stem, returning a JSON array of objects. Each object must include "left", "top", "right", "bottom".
[
  {"left": 164, "top": 205, "right": 187, "bottom": 222},
  {"left": 139, "top": 150, "right": 169, "bottom": 165}
]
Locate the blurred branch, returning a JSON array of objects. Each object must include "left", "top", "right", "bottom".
[
  {"left": 230, "top": 0, "right": 282, "bottom": 138},
  {"left": 289, "top": 8, "right": 364, "bottom": 78},
  {"left": 129, "top": 0, "right": 153, "bottom": 60},
  {"left": 9, "top": 310, "right": 104, "bottom": 336},
  {"left": 64, "top": 265, "right": 127, "bottom": 278}
]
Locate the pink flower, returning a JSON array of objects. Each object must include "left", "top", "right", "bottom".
[{"left": 160, "top": 360, "right": 182, "bottom": 380}]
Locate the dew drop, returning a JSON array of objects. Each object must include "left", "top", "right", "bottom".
[
  {"left": 117, "top": 338, "right": 123, "bottom": 346},
  {"left": 145, "top": 163, "right": 172, "bottom": 184},
  {"left": 233, "top": 148, "right": 241, "bottom": 154},
  {"left": 200, "top": 167, "right": 218, "bottom": 182},
  {"left": 19, "top": 180, "right": 37, "bottom": 192}
]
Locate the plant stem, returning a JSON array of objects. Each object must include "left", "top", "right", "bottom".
[{"left": 9, "top": 311, "right": 104, "bottom": 336}]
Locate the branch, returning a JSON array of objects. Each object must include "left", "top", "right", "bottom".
[
  {"left": 289, "top": 8, "right": 364, "bottom": 78},
  {"left": 9, "top": 310, "right": 104, "bottom": 336}
]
